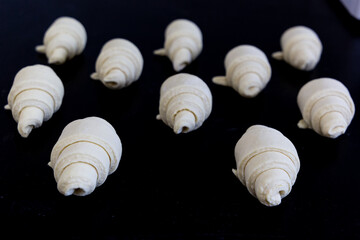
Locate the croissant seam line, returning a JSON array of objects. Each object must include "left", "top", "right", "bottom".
[
  {"left": 11, "top": 88, "right": 56, "bottom": 111},
  {"left": 59, "top": 161, "right": 100, "bottom": 183},
  {"left": 57, "top": 140, "right": 112, "bottom": 171},
  {"left": 241, "top": 149, "right": 299, "bottom": 182},
  {"left": 173, "top": 108, "right": 198, "bottom": 124}
]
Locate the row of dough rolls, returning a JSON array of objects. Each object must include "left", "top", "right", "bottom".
[{"left": 4, "top": 17, "right": 355, "bottom": 202}]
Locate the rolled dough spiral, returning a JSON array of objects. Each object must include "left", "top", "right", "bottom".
[
  {"left": 233, "top": 125, "right": 300, "bottom": 207},
  {"left": 154, "top": 19, "right": 203, "bottom": 72},
  {"left": 272, "top": 26, "right": 322, "bottom": 71},
  {"left": 91, "top": 38, "right": 143, "bottom": 89},
  {"left": 49, "top": 117, "right": 122, "bottom": 196},
  {"left": 213, "top": 45, "right": 272, "bottom": 98},
  {"left": 156, "top": 73, "right": 212, "bottom": 134},
  {"left": 5, "top": 64, "right": 64, "bottom": 138},
  {"left": 36, "top": 16, "right": 87, "bottom": 65},
  {"left": 297, "top": 78, "right": 355, "bottom": 138}
]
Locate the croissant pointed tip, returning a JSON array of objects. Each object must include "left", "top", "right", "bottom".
[
  {"left": 19, "top": 125, "right": 34, "bottom": 138},
  {"left": 103, "top": 70, "right": 126, "bottom": 89},
  {"left": 272, "top": 51, "right": 284, "bottom": 60},
  {"left": 154, "top": 48, "right": 166, "bottom": 56},
  {"left": 49, "top": 48, "right": 67, "bottom": 65},
  {"left": 238, "top": 73, "right": 262, "bottom": 98},
  {"left": 320, "top": 111, "right": 347, "bottom": 138},
  {"left": 173, "top": 48, "right": 192, "bottom": 72},
  {"left": 35, "top": 45, "right": 46, "bottom": 53},
  {"left": 265, "top": 192, "right": 282, "bottom": 207},
  {"left": 328, "top": 126, "right": 346, "bottom": 139},
  {"left": 232, "top": 169, "right": 238, "bottom": 177},
  {"left": 173, "top": 110, "right": 196, "bottom": 134},
  {"left": 17, "top": 107, "right": 44, "bottom": 138},
  {"left": 57, "top": 162, "right": 97, "bottom": 197},
  {"left": 174, "top": 125, "right": 189, "bottom": 134},
  {"left": 173, "top": 63, "right": 187, "bottom": 72},
  {"left": 294, "top": 54, "right": 315, "bottom": 71},
  {"left": 90, "top": 73, "right": 99, "bottom": 80}
]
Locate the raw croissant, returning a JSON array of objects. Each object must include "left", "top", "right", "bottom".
[
  {"left": 49, "top": 117, "right": 122, "bottom": 196},
  {"left": 90, "top": 38, "right": 143, "bottom": 89},
  {"left": 212, "top": 45, "right": 272, "bottom": 98},
  {"left": 36, "top": 16, "right": 87, "bottom": 65},
  {"left": 272, "top": 26, "right": 322, "bottom": 71},
  {"left": 156, "top": 73, "right": 212, "bottom": 134},
  {"left": 154, "top": 19, "right": 203, "bottom": 72},
  {"left": 233, "top": 125, "right": 300, "bottom": 207},
  {"left": 5, "top": 64, "right": 64, "bottom": 138},
  {"left": 297, "top": 78, "right": 355, "bottom": 138}
]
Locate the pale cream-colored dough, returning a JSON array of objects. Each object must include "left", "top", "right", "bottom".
[
  {"left": 156, "top": 73, "right": 212, "bottom": 134},
  {"left": 154, "top": 19, "right": 202, "bottom": 72},
  {"left": 90, "top": 38, "right": 143, "bottom": 89},
  {"left": 49, "top": 117, "right": 122, "bottom": 196},
  {"left": 272, "top": 26, "right": 322, "bottom": 71},
  {"left": 36, "top": 16, "right": 87, "bottom": 65},
  {"left": 213, "top": 45, "right": 272, "bottom": 98},
  {"left": 297, "top": 78, "right": 355, "bottom": 138},
  {"left": 233, "top": 125, "right": 300, "bottom": 207},
  {"left": 5, "top": 64, "right": 64, "bottom": 138}
]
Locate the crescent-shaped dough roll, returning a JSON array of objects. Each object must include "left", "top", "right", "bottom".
[
  {"left": 154, "top": 19, "right": 203, "bottom": 72},
  {"left": 156, "top": 73, "right": 212, "bottom": 134},
  {"left": 272, "top": 26, "right": 322, "bottom": 71},
  {"left": 36, "top": 16, "right": 87, "bottom": 65},
  {"left": 90, "top": 38, "right": 143, "bottom": 89},
  {"left": 5, "top": 64, "right": 64, "bottom": 138},
  {"left": 49, "top": 117, "right": 122, "bottom": 196},
  {"left": 213, "top": 45, "right": 272, "bottom": 98},
  {"left": 297, "top": 78, "right": 355, "bottom": 138},
  {"left": 233, "top": 125, "right": 300, "bottom": 207}
]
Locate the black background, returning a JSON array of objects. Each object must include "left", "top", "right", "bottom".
[{"left": 0, "top": 0, "right": 360, "bottom": 239}]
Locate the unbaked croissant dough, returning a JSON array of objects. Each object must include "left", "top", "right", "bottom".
[
  {"left": 213, "top": 45, "right": 272, "bottom": 98},
  {"left": 91, "top": 38, "right": 143, "bottom": 89},
  {"left": 5, "top": 64, "right": 64, "bottom": 138},
  {"left": 49, "top": 117, "right": 122, "bottom": 196},
  {"left": 272, "top": 26, "right": 322, "bottom": 71},
  {"left": 36, "top": 16, "right": 87, "bottom": 65},
  {"left": 233, "top": 125, "right": 300, "bottom": 207},
  {"left": 154, "top": 19, "right": 203, "bottom": 72},
  {"left": 156, "top": 73, "right": 212, "bottom": 134},
  {"left": 297, "top": 78, "right": 355, "bottom": 138}
]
